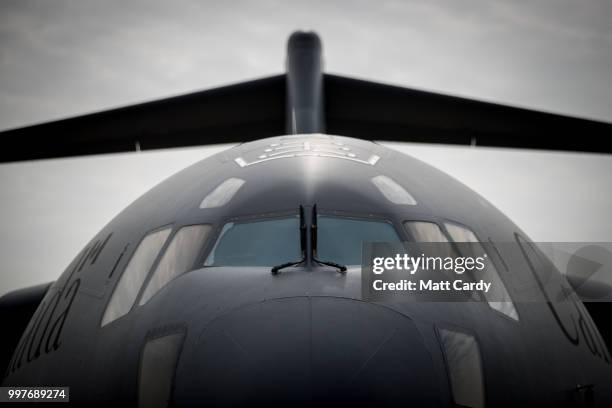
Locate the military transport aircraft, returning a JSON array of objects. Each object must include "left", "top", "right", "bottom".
[{"left": 1, "top": 32, "right": 611, "bottom": 407}]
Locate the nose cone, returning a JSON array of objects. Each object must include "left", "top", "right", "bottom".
[{"left": 175, "top": 297, "right": 438, "bottom": 407}]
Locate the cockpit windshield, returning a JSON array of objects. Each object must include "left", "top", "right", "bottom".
[
  {"left": 204, "top": 216, "right": 300, "bottom": 267},
  {"left": 204, "top": 214, "right": 401, "bottom": 267},
  {"left": 316, "top": 216, "right": 401, "bottom": 265}
]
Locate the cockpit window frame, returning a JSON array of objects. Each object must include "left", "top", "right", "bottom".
[
  {"left": 403, "top": 217, "right": 521, "bottom": 324},
  {"left": 101, "top": 224, "right": 173, "bottom": 328},
  {"left": 139, "top": 223, "right": 213, "bottom": 306},
  {"left": 198, "top": 208, "right": 405, "bottom": 269},
  {"left": 440, "top": 219, "right": 520, "bottom": 323}
]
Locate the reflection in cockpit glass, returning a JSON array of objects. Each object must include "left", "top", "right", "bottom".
[
  {"left": 205, "top": 214, "right": 401, "bottom": 268},
  {"left": 317, "top": 216, "right": 401, "bottom": 266},
  {"left": 205, "top": 216, "right": 300, "bottom": 267}
]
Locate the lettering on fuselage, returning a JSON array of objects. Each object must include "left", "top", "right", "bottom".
[
  {"left": 5, "top": 233, "right": 113, "bottom": 376},
  {"left": 108, "top": 243, "right": 129, "bottom": 279},
  {"left": 517, "top": 235, "right": 611, "bottom": 364}
]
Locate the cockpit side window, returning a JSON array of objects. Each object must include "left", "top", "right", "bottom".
[
  {"left": 403, "top": 221, "right": 458, "bottom": 277},
  {"left": 140, "top": 224, "right": 211, "bottom": 305},
  {"left": 139, "top": 331, "right": 185, "bottom": 408},
  {"left": 438, "top": 327, "right": 485, "bottom": 408},
  {"left": 444, "top": 223, "right": 479, "bottom": 243},
  {"left": 204, "top": 216, "right": 300, "bottom": 267},
  {"left": 403, "top": 221, "right": 449, "bottom": 242},
  {"left": 444, "top": 222, "right": 519, "bottom": 321},
  {"left": 102, "top": 227, "right": 171, "bottom": 327}
]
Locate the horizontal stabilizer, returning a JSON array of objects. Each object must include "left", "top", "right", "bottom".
[
  {"left": 0, "top": 76, "right": 285, "bottom": 162},
  {"left": 1, "top": 73, "right": 610, "bottom": 162},
  {"left": 324, "top": 74, "right": 612, "bottom": 153}
]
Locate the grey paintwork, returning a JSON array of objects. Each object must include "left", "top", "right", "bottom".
[{"left": 3, "top": 134, "right": 611, "bottom": 406}]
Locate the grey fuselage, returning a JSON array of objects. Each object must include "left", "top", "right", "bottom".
[{"left": 3, "top": 134, "right": 611, "bottom": 407}]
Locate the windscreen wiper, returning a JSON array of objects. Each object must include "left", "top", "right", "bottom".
[
  {"left": 271, "top": 205, "right": 307, "bottom": 274},
  {"left": 311, "top": 205, "right": 347, "bottom": 273}
]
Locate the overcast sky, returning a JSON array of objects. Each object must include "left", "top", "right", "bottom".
[
  {"left": 1, "top": 0, "right": 611, "bottom": 130},
  {"left": 0, "top": 1, "right": 611, "bottom": 295}
]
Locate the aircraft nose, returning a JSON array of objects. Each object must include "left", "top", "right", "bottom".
[{"left": 176, "top": 297, "right": 438, "bottom": 407}]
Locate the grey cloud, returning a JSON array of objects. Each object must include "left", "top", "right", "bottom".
[{"left": 0, "top": 0, "right": 611, "bottom": 131}]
